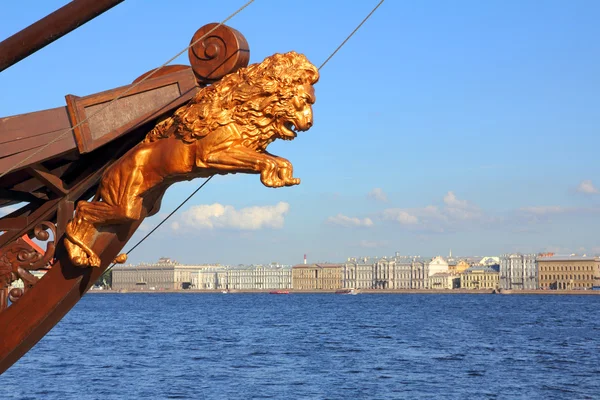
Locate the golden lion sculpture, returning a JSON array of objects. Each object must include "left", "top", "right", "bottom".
[{"left": 65, "top": 51, "right": 319, "bottom": 267}]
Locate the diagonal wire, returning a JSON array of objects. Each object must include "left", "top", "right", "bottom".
[
  {"left": 125, "top": 176, "right": 214, "bottom": 257},
  {"left": 0, "top": 0, "right": 255, "bottom": 182},
  {"left": 100, "top": 0, "right": 385, "bottom": 280},
  {"left": 318, "top": 0, "right": 384, "bottom": 71}
]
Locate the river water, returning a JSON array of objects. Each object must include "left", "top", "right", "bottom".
[{"left": 3, "top": 293, "right": 600, "bottom": 399}]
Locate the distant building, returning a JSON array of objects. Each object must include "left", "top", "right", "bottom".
[
  {"left": 479, "top": 256, "right": 500, "bottom": 266},
  {"left": 345, "top": 257, "right": 431, "bottom": 289},
  {"left": 343, "top": 258, "right": 375, "bottom": 289},
  {"left": 394, "top": 262, "right": 413, "bottom": 289},
  {"left": 192, "top": 265, "right": 292, "bottom": 290},
  {"left": 427, "top": 256, "right": 449, "bottom": 276},
  {"left": 193, "top": 267, "right": 224, "bottom": 290},
  {"left": 292, "top": 264, "right": 343, "bottom": 290},
  {"left": 461, "top": 266, "right": 499, "bottom": 290},
  {"left": 112, "top": 258, "right": 223, "bottom": 290},
  {"left": 447, "top": 260, "right": 458, "bottom": 273},
  {"left": 499, "top": 254, "right": 538, "bottom": 290},
  {"left": 374, "top": 258, "right": 393, "bottom": 289},
  {"left": 429, "top": 272, "right": 459, "bottom": 290},
  {"left": 455, "top": 260, "right": 471, "bottom": 274},
  {"left": 225, "top": 265, "right": 292, "bottom": 290},
  {"left": 411, "top": 260, "right": 428, "bottom": 289},
  {"left": 538, "top": 255, "right": 600, "bottom": 290}
]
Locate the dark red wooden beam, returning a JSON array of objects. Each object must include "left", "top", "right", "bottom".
[{"left": 0, "top": 0, "right": 124, "bottom": 72}]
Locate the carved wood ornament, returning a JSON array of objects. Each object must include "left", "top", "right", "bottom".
[{"left": 0, "top": 223, "right": 55, "bottom": 309}]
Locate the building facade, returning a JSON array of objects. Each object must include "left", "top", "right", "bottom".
[
  {"left": 411, "top": 261, "right": 428, "bottom": 289},
  {"left": 293, "top": 264, "right": 343, "bottom": 290},
  {"left": 394, "top": 262, "right": 413, "bottom": 289},
  {"left": 192, "top": 265, "right": 292, "bottom": 290},
  {"left": 538, "top": 256, "right": 600, "bottom": 290},
  {"left": 461, "top": 266, "right": 499, "bottom": 289},
  {"left": 374, "top": 258, "right": 394, "bottom": 289},
  {"left": 226, "top": 265, "right": 292, "bottom": 290},
  {"left": 499, "top": 254, "right": 538, "bottom": 290},
  {"left": 455, "top": 260, "right": 471, "bottom": 274},
  {"left": 427, "top": 256, "right": 449, "bottom": 276},
  {"left": 113, "top": 259, "right": 295, "bottom": 291},
  {"left": 343, "top": 257, "right": 430, "bottom": 289},
  {"left": 429, "top": 273, "right": 458, "bottom": 290},
  {"left": 343, "top": 258, "right": 375, "bottom": 289},
  {"left": 111, "top": 258, "right": 216, "bottom": 290}
]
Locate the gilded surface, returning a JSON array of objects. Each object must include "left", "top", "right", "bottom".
[{"left": 65, "top": 52, "right": 319, "bottom": 267}]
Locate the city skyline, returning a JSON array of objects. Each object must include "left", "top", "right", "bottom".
[{"left": 1, "top": 0, "right": 599, "bottom": 265}]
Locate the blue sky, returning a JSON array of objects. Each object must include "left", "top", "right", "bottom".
[{"left": 1, "top": 0, "right": 599, "bottom": 265}]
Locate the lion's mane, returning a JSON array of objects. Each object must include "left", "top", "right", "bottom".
[{"left": 144, "top": 51, "right": 319, "bottom": 144}]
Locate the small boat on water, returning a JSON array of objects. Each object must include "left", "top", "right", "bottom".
[
  {"left": 269, "top": 290, "right": 290, "bottom": 294},
  {"left": 335, "top": 288, "right": 359, "bottom": 295}
]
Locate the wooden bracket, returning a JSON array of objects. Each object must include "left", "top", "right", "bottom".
[{"left": 26, "top": 164, "right": 69, "bottom": 196}]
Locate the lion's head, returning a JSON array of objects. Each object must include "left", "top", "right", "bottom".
[{"left": 144, "top": 51, "right": 319, "bottom": 146}]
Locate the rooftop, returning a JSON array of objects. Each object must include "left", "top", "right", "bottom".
[
  {"left": 537, "top": 255, "right": 600, "bottom": 262},
  {"left": 463, "top": 265, "right": 499, "bottom": 274}
]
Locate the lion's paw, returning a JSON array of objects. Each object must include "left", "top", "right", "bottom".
[
  {"left": 89, "top": 255, "right": 102, "bottom": 268},
  {"left": 113, "top": 253, "right": 128, "bottom": 264}
]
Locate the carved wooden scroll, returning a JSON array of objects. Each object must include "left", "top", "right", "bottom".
[{"left": 188, "top": 23, "right": 250, "bottom": 84}]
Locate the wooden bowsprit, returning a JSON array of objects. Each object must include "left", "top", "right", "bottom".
[{"left": 0, "top": 1, "right": 252, "bottom": 372}]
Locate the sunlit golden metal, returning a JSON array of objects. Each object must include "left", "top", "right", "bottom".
[{"left": 64, "top": 51, "right": 319, "bottom": 267}]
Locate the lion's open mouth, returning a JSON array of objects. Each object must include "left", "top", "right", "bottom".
[{"left": 281, "top": 121, "right": 298, "bottom": 140}]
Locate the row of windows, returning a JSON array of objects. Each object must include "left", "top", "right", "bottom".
[
  {"left": 462, "top": 275, "right": 497, "bottom": 281},
  {"left": 547, "top": 282, "right": 593, "bottom": 289},
  {"left": 539, "top": 265, "right": 596, "bottom": 272},
  {"left": 540, "top": 274, "right": 592, "bottom": 281}
]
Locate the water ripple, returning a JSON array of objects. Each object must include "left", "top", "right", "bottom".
[{"left": 3, "top": 293, "right": 600, "bottom": 399}]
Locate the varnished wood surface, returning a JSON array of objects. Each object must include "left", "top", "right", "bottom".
[
  {"left": 0, "top": 219, "right": 142, "bottom": 374},
  {"left": 0, "top": 107, "right": 77, "bottom": 175},
  {"left": 0, "top": 0, "right": 124, "bottom": 72}
]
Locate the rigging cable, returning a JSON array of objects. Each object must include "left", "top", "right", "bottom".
[
  {"left": 101, "top": 0, "right": 385, "bottom": 278},
  {"left": 318, "top": 0, "right": 384, "bottom": 71},
  {"left": 0, "top": 0, "right": 256, "bottom": 182}
]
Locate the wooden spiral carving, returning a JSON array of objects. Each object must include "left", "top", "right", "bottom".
[
  {"left": 0, "top": 221, "right": 56, "bottom": 307},
  {"left": 188, "top": 23, "right": 250, "bottom": 85}
]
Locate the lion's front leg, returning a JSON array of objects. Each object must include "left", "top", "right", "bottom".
[
  {"left": 205, "top": 147, "right": 299, "bottom": 188},
  {"left": 65, "top": 196, "right": 144, "bottom": 267},
  {"left": 264, "top": 151, "right": 300, "bottom": 186}
]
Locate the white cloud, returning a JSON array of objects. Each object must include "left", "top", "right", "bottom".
[
  {"left": 577, "top": 180, "right": 599, "bottom": 194},
  {"left": 179, "top": 202, "right": 290, "bottom": 230},
  {"left": 382, "top": 191, "right": 485, "bottom": 232},
  {"left": 368, "top": 188, "right": 388, "bottom": 202},
  {"left": 382, "top": 209, "right": 419, "bottom": 225},
  {"left": 443, "top": 191, "right": 482, "bottom": 220},
  {"left": 359, "top": 240, "right": 387, "bottom": 248},
  {"left": 519, "top": 206, "right": 567, "bottom": 215},
  {"left": 518, "top": 206, "right": 600, "bottom": 222},
  {"left": 327, "top": 214, "right": 374, "bottom": 228},
  {"left": 443, "top": 191, "right": 468, "bottom": 208}
]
